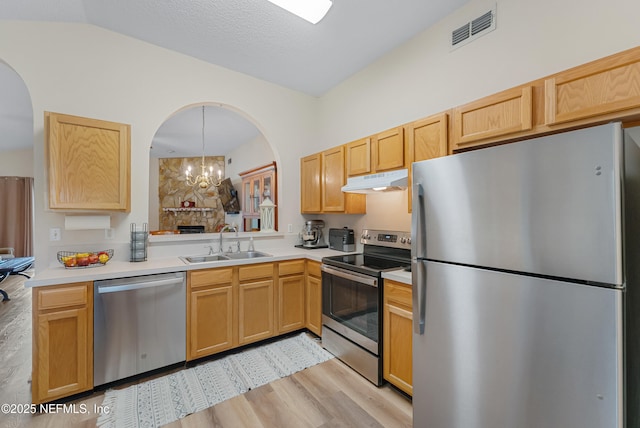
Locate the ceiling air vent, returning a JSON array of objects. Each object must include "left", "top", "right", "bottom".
[{"left": 450, "top": 4, "right": 496, "bottom": 50}]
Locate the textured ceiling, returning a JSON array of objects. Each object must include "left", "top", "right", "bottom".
[{"left": 0, "top": 0, "right": 470, "bottom": 154}]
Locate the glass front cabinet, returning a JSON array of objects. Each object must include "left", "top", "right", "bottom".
[{"left": 239, "top": 162, "right": 277, "bottom": 232}]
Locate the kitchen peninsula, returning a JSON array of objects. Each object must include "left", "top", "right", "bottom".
[{"left": 27, "top": 239, "right": 350, "bottom": 405}]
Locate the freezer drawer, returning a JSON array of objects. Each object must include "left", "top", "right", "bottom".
[{"left": 413, "top": 261, "right": 623, "bottom": 428}]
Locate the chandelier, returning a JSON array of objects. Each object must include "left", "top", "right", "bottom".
[{"left": 185, "top": 106, "right": 223, "bottom": 189}]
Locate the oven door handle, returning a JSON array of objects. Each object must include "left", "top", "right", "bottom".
[{"left": 321, "top": 265, "right": 378, "bottom": 287}]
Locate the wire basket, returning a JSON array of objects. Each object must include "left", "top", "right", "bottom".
[{"left": 57, "top": 249, "right": 114, "bottom": 269}]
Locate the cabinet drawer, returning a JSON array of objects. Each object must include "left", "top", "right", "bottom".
[
  {"left": 239, "top": 263, "right": 274, "bottom": 282},
  {"left": 278, "top": 260, "right": 305, "bottom": 276},
  {"left": 384, "top": 281, "right": 412, "bottom": 309},
  {"left": 190, "top": 268, "right": 234, "bottom": 289},
  {"left": 36, "top": 283, "right": 89, "bottom": 310},
  {"left": 307, "top": 261, "right": 321, "bottom": 278}
]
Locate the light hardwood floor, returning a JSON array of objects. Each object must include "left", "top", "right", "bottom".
[{"left": 0, "top": 273, "right": 412, "bottom": 428}]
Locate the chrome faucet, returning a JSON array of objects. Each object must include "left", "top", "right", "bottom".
[
  {"left": 205, "top": 245, "right": 215, "bottom": 255},
  {"left": 219, "top": 225, "right": 239, "bottom": 253},
  {"left": 235, "top": 227, "right": 241, "bottom": 252}
]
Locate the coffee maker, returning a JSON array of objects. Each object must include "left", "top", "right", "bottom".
[{"left": 297, "top": 220, "right": 328, "bottom": 249}]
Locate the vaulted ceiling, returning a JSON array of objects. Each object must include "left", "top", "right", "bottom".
[{"left": 1, "top": 0, "right": 470, "bottom": 154}]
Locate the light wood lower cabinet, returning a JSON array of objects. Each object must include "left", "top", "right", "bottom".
[
  {"left": 187, "top": 261, "right": 323, "bottom": 361},
  {"left": 305, "top": 260, "right": 322, "bottom": 336},
  {"left": 238, "top": 263, "right": 275, "bottom": 346},
  {"left": 277, "top": 260, "right": 306, "bottom": 334},
  {"left": 32, "top": 282, "right": 93, "bottom": 404},
  {"left": 383, "top": 279, "right": 413, "bottom": 396},
  {"left": 187, "top": 267, "right": 236, "bottom": 361}
]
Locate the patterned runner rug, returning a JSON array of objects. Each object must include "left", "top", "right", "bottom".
[{"left": 97, "top": 332, "right": 333, "bottom": 428}]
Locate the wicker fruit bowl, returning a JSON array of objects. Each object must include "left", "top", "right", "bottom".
[{"left": 57, "top": 249, "right": 114, "bottom": 269}]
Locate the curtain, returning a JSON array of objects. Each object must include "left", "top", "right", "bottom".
[{"left": 0, "top": 176, "right": 34, "bottom": 257}]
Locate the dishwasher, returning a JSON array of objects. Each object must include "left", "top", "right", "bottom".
[{"left": 94, "top": 272, "right": 186, "bottom": 386}]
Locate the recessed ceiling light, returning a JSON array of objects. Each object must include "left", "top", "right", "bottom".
[{"left": 266, "top": 0, "right": 333, "bottom": 24}]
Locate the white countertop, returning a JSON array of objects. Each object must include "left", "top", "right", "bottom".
[
  {"left": 27, "top": 247, "right": 352, "bottom": 287},
  {"left": 382, "top": 269, "right": 412, "bottom": 285}
]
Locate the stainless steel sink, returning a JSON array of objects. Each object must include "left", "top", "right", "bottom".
[
  {"left": 180, "top": 254, "right": 230, "bottom": 264},
  {"left": 223, "top": 251, "right": 271, "bottom": 259}
]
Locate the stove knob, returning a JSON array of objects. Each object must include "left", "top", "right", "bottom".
[
  {"left": 407, "top": 237, "right": 412, "bottom": 245},
  {"left": 400, "top": 237, "right": 407, "bottom": 244},
  {"left": 362, "top": 233, "right": 370, "bottom": 240}
]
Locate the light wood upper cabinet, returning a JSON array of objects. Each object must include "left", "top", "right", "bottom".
[
  {"left": 372, "top": 127, "right": 406, "bottom": 172},
  {"left": 545, "top": 48, "right": 640, "bottom": 125},
  {"left": 346, "top": 137, "right": 372, "bottom": 177},
  {"left": 32, "top": 282, "right": 93, "bottom": 404},
  {"left": 452, "top": 86, "right": 533, "bottom": 151},
  {"left": 46, "top": 112, "right": 131, "bottom": 212},
  {"left": 322, "top": 146, "right": 366, "bottom": 214},
  {"left": 322, "top": 146, "right": 347, "bottom": 212},
  {"left": 347, "top": 128, "right": 406, "bottom": 177},
  {"left": 383, "top": 280, "right": 413, "bottom": 396},
  {"left": 300, "top": 153, "right": 322, "bottom": 213},
  {"left": 406, "top": 113, "right": 449, "bottom": 211},
  {"left": 301, "top": 146, "right": 365, "bottom": 214}
]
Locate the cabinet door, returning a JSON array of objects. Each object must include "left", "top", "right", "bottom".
[
  {"left": 383, "top": 281, "right": 413, "bottom": 396},
  {"left": 278, "top": 274, "right": 306, "bottom": 334},
  {"left": 305, "top": 268, "right": 322, "bottom": 336},
  {"left": 452, "top": 86, "right": 533, "bottom": 151},
  {"left": 545, "top": 48, "right": 640, "bottom": 125},
  {"left": 372, "top": 127, "right": 406, "bottom": 172},
  {"left": 321, "top": 146, "right": 346, "bottom": 212},
  {"left": 188, "top": 284, "right": 235, "bottom": 360},
  {"left": 300, "top": 153, "right": 322, "bottom": 213},
  {"left": 346, "top": 137, "right": 372, "bottom": 176},
  {"left": 238, "top": 279, "right": 274, "bottom": 345},
  {"left": 252, "top": 177, "right": 261, "bottom": 213},
  {"left": 407, "top": 113, "right": 448, "bottom": 212},
  {"left": 243, "top": 180, "right": 252, "bottom": 214},
  {"left": 47, "top": 111, "right": 131, "bottom": 211},
  {"left": 34, "top": 307, "right": 92, "bottom": 403}
]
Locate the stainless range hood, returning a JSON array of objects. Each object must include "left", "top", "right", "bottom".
[{"left": 341, "top": 169, "right": 408, "bottom": 193}]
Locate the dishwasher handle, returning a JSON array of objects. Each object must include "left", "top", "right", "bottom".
[{"left": 98, "top": 277, "right": 184, "bottom": 294}]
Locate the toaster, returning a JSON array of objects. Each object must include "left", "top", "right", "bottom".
[{"left": 329, "top": 228, "right": 355, "bottom": 252}]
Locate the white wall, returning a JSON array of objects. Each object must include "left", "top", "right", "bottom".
[
  {"left": 0, "top": 148, "right": 33, "bottom": 177},
  {"left": 309, "top": 0, "right": 640, "bottom": 234},
  {"left": 0, "top": 22, "right": 318, "bottom": 268},
  {"left": 2, "top": 0, "right": 640, "bottom": 268},
  {"left": 318, "top": 0, "right": 640, "bottom": 147},
  {"left": 226, "top": 134, "right": 275, "bottom": 185}
]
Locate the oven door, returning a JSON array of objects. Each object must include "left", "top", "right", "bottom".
[{"left": 321, "top": 264, "right": 380, "bottom": 355}]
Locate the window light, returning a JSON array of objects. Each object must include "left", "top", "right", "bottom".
[{"left": 267, "top": 0, "right": 333, "bottom": 24}]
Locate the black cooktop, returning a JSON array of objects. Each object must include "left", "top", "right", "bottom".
[{"left": 322, "top": 253, "right": 410, "bottom": 277}]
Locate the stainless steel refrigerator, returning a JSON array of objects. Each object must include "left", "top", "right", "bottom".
[{"left": 411, "top": 122, "right": 640, "bottom": 428}]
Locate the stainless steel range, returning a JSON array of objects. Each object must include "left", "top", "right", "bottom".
[{"left": 321, "top": 229, "right": 411, "bottom": 385}]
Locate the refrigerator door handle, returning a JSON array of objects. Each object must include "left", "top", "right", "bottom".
[
  {"left": 412, "top": 182, "right": 426, "bottom": 335},
  {"left": 413, "top": 259, "right": 426, "bottom": 335},
  {"left": 411, "top": 182, "right": 425, "bottom": 258}
]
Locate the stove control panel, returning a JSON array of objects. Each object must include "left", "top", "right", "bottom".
[{"left": 361, "top": 229, "right": 412, "bottom": 249}]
